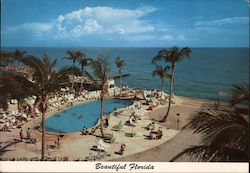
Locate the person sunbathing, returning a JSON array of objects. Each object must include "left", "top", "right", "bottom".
[
  {"left": 90, "top": 127, "right": 96, "bottom": 135},
  {"left": 127, "top": 116, "right": 137, "bottom": 126},
  {"left": 81, "top": 126, "right": 89, "bottom": 135},
  {"left": 156, "top": 127, "right": 163, "bottom": 139},
  {"left": 147, "top": 105, "right": 156, "bottom": 111}
]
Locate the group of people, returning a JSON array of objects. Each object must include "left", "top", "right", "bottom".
[
  {"left": 19, "top": 128, "right": 36, "bottom": 143},
  {"left": 81, "top": 126, "right": 97, "bottom": 135},
  {"left": 145, "top": 122, "right": 163, "bottom": 140},
  {"left": 150, "top": 126, "right": 163, "bottom": 140}
]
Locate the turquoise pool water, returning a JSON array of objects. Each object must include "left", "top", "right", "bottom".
[{"left": 45, "top": 99, "right": 133, "bottom": 133}]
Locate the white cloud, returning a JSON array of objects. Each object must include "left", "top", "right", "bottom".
[
  {"left": 83, "top": 19, "right": 102, "bottom": 33},
  {"left": 122, "top": 34, "right": 155, "bottom": 41},
  {"left": 160, "top": 34, "right": 174, "bottom": 41},
  {"left": 177, "top": 34, "right": 185, "bottom": 40},
  {"left": 53, "top": 6, "right": 156, "bottom": 39},
  {"left": 8, "top": 22, "right": 52, "bottom": 32},
  {"left": 195, "top": 17, "right": 249, "bottom": 27},
  {"left": 5, "top": 6, "right": 163, "bottom": 43}
]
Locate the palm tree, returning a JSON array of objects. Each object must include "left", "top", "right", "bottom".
[
  {"left": 21, "top": 54, "right": 81, "bottom": 160},
  {"left": 115, "top": 57, "right": 126, "bottom": 94},
  {"left": 13, "top": 49, "right": 26, "bottom": 65},
  {"left": 170, "top": 107, "right": 249, "bottom": 162},
  {"left": 171, "top": 84, "right": 249, "bottom": 162},
  {"left": 65, "top": 50, "right": 78, "bottom": 66},
  {"left": 0, "top": 50, "right": 14, "bottom": 66},
  {"left": 91, "top": 57, "right": 109, "bottom": 138},
  {"left": 64, "top": 50, "right": 82, "bottom": 90},
  {"left": 152, "top": 46, "right": 191, "bottom": 122},
  {"left": 77, "top": 53, "right": 93, "bottom": 92},
  {"left": 152, "top": 64, "right": 171, "bottom": 98}
]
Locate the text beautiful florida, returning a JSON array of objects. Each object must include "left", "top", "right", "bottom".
[{"left": 96, "top": 163, "right": 154, "bottom": 171}]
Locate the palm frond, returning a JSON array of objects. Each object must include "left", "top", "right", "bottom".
[
  {"left": 210, "top": 124, "right": 248, "bottom": 151},
  {"left": 170, "top": 145, "right": 248, "bottom": 162},
  {"left": 13, "top": 49, "right": 26, "bottom": 61},
  {"left": 231, "top": 83, "right": 249, "bottom": 106},
  {"left": 184, "top": 109, "right": 248, "bottom": 144},
  {"left": 0, "top": 51, "right": 14, "bottom": 66},
  {"left": 152, "top": 65, "right": 171, "bottom": 79},
  {"left": 179, "top": 47, "right": 191, "bottom": 59},
  {"left": 91, "top": 57, "right": 110, "bottom": 79},
  {"left": 151, "top": 49, "right": 167, "bottom": 64},
  {"left": 21, "top": 56, "right": 48, "bottom": 87}
]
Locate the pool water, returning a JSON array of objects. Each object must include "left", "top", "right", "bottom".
[{"left": 45, "top": 99, "right": 133, "bottom": 133}]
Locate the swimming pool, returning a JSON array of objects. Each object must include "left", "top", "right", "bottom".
[{"left": 45, "top": 99, "right": 133, "bottom": 133}]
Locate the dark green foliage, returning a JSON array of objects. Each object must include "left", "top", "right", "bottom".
[{"left": 171, "top": 84, "right": 249, "bottom": 162}]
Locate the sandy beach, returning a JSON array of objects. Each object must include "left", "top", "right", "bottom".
[{"left": 113, "top": 96, "right": 213, "bottom": 161}]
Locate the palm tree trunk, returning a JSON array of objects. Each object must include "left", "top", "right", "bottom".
[
  {"left": 160, "top": 63, "right": 175, "bottom": 122},
  {"left": 161, "top": 77, "right": 164, "bottom": 98},
  {"left": 71, "top": 62, "right": 75, "bottom": 90},
  {"left": 80, "top": 71, "right": 84, "bottom": 93},
  {"left": 17, "top": 99, "right": 22, "bottom": 113},
  {"left": 41, "top": 109, "right": 45, "bottom": 160},
  {"left": 119, "top": 70, "right": 122, "bottom": 95},
  {"left": 100, "top": 96, "right": 105, "bottom": 138},
  {"left": 41, "top": 99, "right": 47, "bottom": 160},
  {"left": 79, "top": 66, "right": 85, "bottom": 93}
]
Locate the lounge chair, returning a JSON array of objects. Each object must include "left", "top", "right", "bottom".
[
  {"left": 125, "top": 130, "right": 138, "bottom": 137},
  {"left": 104, "top": 133, "right": 118, "bottom": 143},
  {"left": 91, "top": 139, "right": 110, "bottom": 152},
  {"left": 124, "top": 119, "right": 137, "bottom": 127},
  {"left": 112, "top": 121, "right": 124, "bottom": 131}
]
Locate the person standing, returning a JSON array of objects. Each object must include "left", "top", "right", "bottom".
[
  {"left": 57, "top": 135, "right": 61, "bottom": 148},
  {"left": 119, "top": 143, "right": 126, "bottom": 155},
  {"left": 26, "top": 128, "right": 31, "bottom": 141},
  {"left": 19, "top": 129, "right": 23, "bottom": 142}
]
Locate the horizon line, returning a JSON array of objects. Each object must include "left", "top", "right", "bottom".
[{"left": 1, "top": 46, "right": 249, "bottom": 49}]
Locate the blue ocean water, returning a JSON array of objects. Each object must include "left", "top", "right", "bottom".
[
  {"left": 45, "top": 99, "right": 133, "bottom": 133},
  {"left": 2, "top": 47, "right": 249, "bottom": 100}
]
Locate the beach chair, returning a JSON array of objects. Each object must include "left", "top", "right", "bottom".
[
  {"left": 97, "top": 139, "right": 109, "bottom": 151},
  {"left": 112, "top": 121, "right": 124, "bottom": 131},
  {"left": 104, "top": 133, "right": 118, "bottom": 143},
  {"left": 124, "top": 118, "right": 137, "bottom": 127},
  {"left": 125, "top": 130, "right": 138, "bottom": 137},
  {"left": 91, "top": 139, "right": 110, "bottom": 152}
]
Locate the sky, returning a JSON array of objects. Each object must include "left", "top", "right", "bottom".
[{"left": 1, "top": 0, "right": 249, "bottom": 47}]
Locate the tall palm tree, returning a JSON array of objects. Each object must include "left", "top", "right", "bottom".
[
  {"left": 152, "top": 46, "right": 191, "bottom": 122},
  {"left": 115, "top": 57, "right": 126, "bottom": 93},
  {"left": 21, "top": 54, "right": 81, "bottom": 160},
  {"left": 91, "top": 57, "right": 109, "bottom": 138},
  {"left": 77, "top": 53, "right": 93, "bottom": 92},
  {"left": 152, "top": 65, "right": 171, "bottom": 98},
  {"left": 65, "top": 50, "right": 82, "bottom": 90},
  {"left": 171, "top": 84, "right": 249, "bottom": 162}
]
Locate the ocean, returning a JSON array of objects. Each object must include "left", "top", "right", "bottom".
[{"left": 2, "top": 47, "right": 249, "bottom": 100}]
